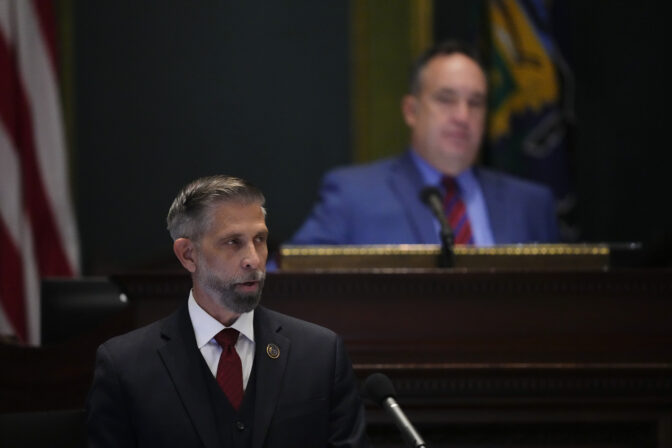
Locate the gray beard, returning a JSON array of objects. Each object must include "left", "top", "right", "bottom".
[{"left": 199, "top": 269, "right": 265, "bottom": 314}]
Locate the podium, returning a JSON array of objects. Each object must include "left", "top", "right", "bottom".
[{"left": 272, "top": 244, "right": 669, "bottom": 446}]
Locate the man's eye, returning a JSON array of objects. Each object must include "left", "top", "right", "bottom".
[
  {"left": 469, "top": 98, "right": 486, "bottom": 108},
  {"left": 436, "top": 95, "right": 456, "bottom": 104}
]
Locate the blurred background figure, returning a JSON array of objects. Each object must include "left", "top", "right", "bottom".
[{"left": 288, "top": 39, "right": 558, "bottom": 247}]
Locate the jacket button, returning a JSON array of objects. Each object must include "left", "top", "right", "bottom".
[{"left": 235, "top": 421, "right": 245, "bottom": 431}]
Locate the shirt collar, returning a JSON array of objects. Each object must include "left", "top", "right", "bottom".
[
  {"left": 409, "top": 149, "right": 477, "bottom": 192},
  {"left": 188, "top": 290, "right": 255, "bottom": 349}
]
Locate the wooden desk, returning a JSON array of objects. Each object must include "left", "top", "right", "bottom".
[{"left": 2, "top": 269, "right": 671, "bottom": 446}]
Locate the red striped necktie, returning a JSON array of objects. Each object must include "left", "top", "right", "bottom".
[
  {"left": 442, "top": 176, "right": 474, "bottom": 245},
  {"left": 214, "top": 328, "right": 244, "bottom": 410}
]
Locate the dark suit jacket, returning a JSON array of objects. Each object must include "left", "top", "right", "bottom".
[
  {"left": 290, "top": 151, "right": 558, "bottom": 245},
  {"left": 86, "top": 304, "right": 368, "bottom": 448}
]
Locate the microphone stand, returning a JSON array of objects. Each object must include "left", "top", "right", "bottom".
[
  {"left": 420, "top": 186, "right": 455, "bottom": 268},
  {"left": 364, "top": 373, "right": 429, "bottom": 448},
  {"left": 438, "top": 224, "right": 454, "bottom": 268}
]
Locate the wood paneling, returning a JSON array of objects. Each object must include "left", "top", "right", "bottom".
[{"left": 2, "top": 269, "right": 671, "bottom": 446}]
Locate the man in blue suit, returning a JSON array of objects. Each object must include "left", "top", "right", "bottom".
[{"left": 289, "top": 41, "right": 558, "bottom": 246}]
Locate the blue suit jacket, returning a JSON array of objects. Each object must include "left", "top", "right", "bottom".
[{"left": 290, "top": 152, "right": 558, "bottom": 245}]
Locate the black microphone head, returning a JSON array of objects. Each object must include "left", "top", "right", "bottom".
[
  {"left": 420, "top": 186, "right": 441, "bottom": 205},
  {"left": 363, "top": 373, "right": 397, "bottom": 406}
]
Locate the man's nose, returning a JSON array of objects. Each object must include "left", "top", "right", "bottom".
[
  {"left": 453, "top": 100, "right": 470, "bottom": 122},
  {"left": 241, "top": 243, "right": 261, "bottom": 270}
]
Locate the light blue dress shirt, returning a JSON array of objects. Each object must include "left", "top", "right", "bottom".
[{"left": 409, "top": 151, "right": 495, "bottom": 246}]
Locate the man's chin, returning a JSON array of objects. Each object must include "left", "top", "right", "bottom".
[
  {"left": 222, "top": 291, "right": 262, "bottom": 314},
  {"left": 440, "top": 150, "right": 478, "bottom": 174},
  {"left": 233, "top": 299, "right": 260, "bottom": 314}
]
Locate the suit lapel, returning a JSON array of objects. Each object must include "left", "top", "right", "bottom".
[
  {"left": 251, "top": 307, "right": 290, "bottom": 448},
  {"left": 157, "top": 304, "right": 220, "bottom": 448},
  {"left": 388, "top": 152, "right": 438, "bottom": 244}
]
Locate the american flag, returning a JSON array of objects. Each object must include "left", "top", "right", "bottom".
[{"left": 0, "top": 0, "right": 79, "bottom": 344}]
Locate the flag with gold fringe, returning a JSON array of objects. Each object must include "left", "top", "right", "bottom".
[{"left": 486, "top": 0, "right": 574, "bottom": 235}]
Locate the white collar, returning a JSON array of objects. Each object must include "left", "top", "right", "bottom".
[{"left": 187, "top": 290, "right": 255, "bottom": 349}]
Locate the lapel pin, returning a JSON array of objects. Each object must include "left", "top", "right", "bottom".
[{"left": 266, "top": 343, "right": 280, "bottom": 359}]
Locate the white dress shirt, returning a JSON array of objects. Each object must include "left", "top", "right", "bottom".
[{"left": 187, "top": 291, "right": 255, "bottom": 389}]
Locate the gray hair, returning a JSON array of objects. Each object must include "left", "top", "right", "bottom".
[{"left": 166, "top": 175, "right": 266, "bottom": 241}]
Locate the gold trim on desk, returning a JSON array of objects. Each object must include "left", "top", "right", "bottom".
[{"left": 278, "top": 244, "right": 611, "bottom": 270}]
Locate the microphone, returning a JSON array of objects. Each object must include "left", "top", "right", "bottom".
[
  {"left": 363, "top": 373, "right": 427, "bottom": 448},
  {"left": 419, "top": 186, "right": 454, "bottom": 268}
]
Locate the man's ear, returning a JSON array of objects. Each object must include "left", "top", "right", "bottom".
[
  {"left": 401, "top": 94, "right": 418, "bottom": 127},
  {"left": 173, "top": 238, "right": 197, "bottom": 273}
]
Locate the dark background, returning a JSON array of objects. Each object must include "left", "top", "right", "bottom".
[
  {"left": 74, "top": 1, "right": 351, "bottom": 272},
  {"left": 73, "top": 1, "right": 671, "bottom": 274}
]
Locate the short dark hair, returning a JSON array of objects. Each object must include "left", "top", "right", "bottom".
[
  {"left": 166, "top": 175, "right": 266, "bottom": 241},
  {"left": 409, "top": 39, "right": 486, "bottom": 94}
]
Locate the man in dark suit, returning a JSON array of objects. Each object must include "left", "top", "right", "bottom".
[
  {"left": 289, "top": 40, "right": 558, "bottom": 247},
  {"left": 86, "top": 175, "right": 369, "bottom": 448}
]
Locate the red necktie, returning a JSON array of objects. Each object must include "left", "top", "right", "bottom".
[
  {"left": 442, "top": 176, "right": 474, "bottom": 245},
  {"left": 214, "top": 328, "right": 244, "bottom": 410}
]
